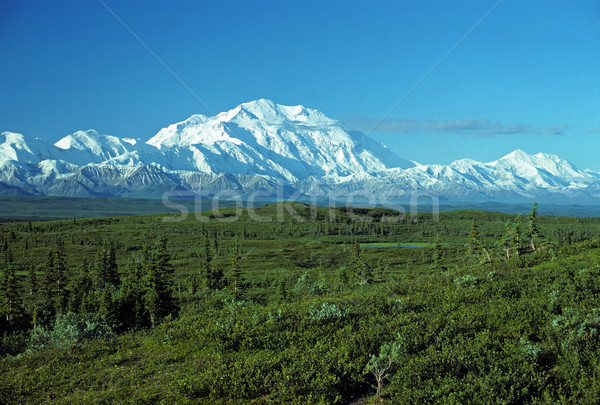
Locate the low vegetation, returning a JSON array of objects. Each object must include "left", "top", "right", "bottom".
[{"left": 2, "top": 201, "right": 600, "bottom": 403}]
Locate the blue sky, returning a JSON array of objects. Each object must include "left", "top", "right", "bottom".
[{"left": 1, "top": 0, "right": 600, "bottom": 169}]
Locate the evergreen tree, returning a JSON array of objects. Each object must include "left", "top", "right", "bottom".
[
  {"left": 41, "top": 250, "right": 56, "bottom": 305},
  {"left": 25, "top": 264, "right": 36, "bottom": 297},
  {"left": 155, "top": 238, "right": 174, "bottom": 276},
  {"left": 229, "top": 240, "right": 244, "bottom": 299},
  {"left": 468, "top": 220, "right": 481, "bottom": 256},
  {"left": 374, "top": 257, "right": 385, "bottom": 283},
  {"left": 277, "top": 277, "right": 288, "bottom": 303},
  {"left": 41, "top": 240, "right": 70, "bottom": 314},
  {"left": 1, "top": 259, "right": 23, "bottom": 325},
  {"left": 207, "top": 265, "right": 225, "bottom": 291},
  {"left": 527, "top": 202, "right": 544, "bottom": 251},
  {"left": 4, "top": 247, "right": 13, "bottom": 268},
  {"left": 100, "top": 286, "right": 118, "bottom": 327},
  {"left": 199, "top": 233, "right": 214, "bottom": 289},
  {"left": 430, "top": 235, "right": 446, "bottom": 271},
  {"left": 80, "top": 291, "right": 97, "bottom": 314},
  {"left": 337, "top": 266, "right": 349, "bottom": 293},
  {"left": 69, "top": 261, "right": 93, "bottom": 313},
  {"left": 119, "top": 254, "right": 144, "bottom": 329},
  {"left": 143, "top": 240, "right": 176, "bottom": 328},
  {"left": 213, "top": 232, "right": 219, "bottom": 253},
  {"left": 203, "top": 233, "right": 212, "bottom": 265},
  {"left": 496, "top": 220, "right": 514, "bottom": 260},
  {"left": 467, "top": 220, "right": 488, "bottom": 264},
  {"left": 53, "top": 238, "right": 70, "bottom": 313},
  {"left": 94, "top": 242, "right": 119, "bottom": 289},
  {"left": 352, "top": 240, "right": 371, "bottom": 284}
]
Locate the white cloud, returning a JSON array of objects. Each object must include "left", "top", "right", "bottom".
[{"left": 344, "top": 117, "right": 566, "bottom": 138}]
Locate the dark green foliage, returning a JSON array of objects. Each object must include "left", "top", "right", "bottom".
[
  {"left": 143, "top": 239, "right": 177, "bottom": 328},
  {"left": 93, "top": 242, "right": 119, "bottom": 289},
  {"left": 201, "top": 233, "right": 224, "bottom": 291},
  {"left": 1, "top": 260, "right": 24, "bottom": 327},
  {"left": 41, "top": 239, "right": 70, "bottom": 314},
  {"left": 26, "top": 264, "right": 37, "bottom": 299},
  {"left": 527, "top": 202, "right": 544, "bottom": 251},
  {"left": 99, "top": 287, "right": 118, "bottom": 327},
  {"left": 352, "top": 240, "right": 372, "bottom": 284},
  {"left": 431, "top": 234, "right": 446, "bottom": 271},
  {"left": 277, "top": 277, "right": 288, "bottom": 303},
  {"left": 3, "top": 203, "right": 600, "bottom": 403},
  {"left": 69, "top": 261, "right": 93, "bottom": 313},
  {"left": 229, "top": 239, "right": 244, "bottom": 299},
  {"left": 118, "top": 254, "right": 144, "bottom": 329}
]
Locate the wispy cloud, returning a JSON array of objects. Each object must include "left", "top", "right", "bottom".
[
  {"left": 542, "top": 125, "right": 568, "bottom": 136},
  {"left": 344, "top": 117, "right": 566, "bottom": 138},
  {"left": 585, "top": 128, "right": 600, "bottom": 134}
]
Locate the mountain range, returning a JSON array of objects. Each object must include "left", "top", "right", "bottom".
[{"left": 1, "top": 99, "right": 599, "bottom": 203}]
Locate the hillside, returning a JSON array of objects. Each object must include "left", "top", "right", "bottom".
[{"left": 2, "top": 205, "right": 600, "bottom": 402}]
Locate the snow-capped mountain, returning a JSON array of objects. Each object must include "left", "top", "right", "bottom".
[
  {"left": 0, "top": 99, "right": 598, "bottom": 202},
  {"left": 54, "top": 130, "right": 133, "bottom": 165},
  {"left": 147, "top": 99, "right": 413, "bottom": 180}
]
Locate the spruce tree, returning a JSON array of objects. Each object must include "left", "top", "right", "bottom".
[
  {"left": 119, "top": 254, "right": 143, "bottom": 329},
  {"left": 468, "top": 220, "right": 485, "bottom": 264},
  {"left": 200, "top": 233, "right": 213, "bottom": 289},
  {"left": 496, "top": 220, "right": 514, "bottom": 260},
  {"left": 1, "top": 259, "right": 23, "bottom": 325},
  {"left": 100, "top": 286, "right": 118, "bottom": 327},
  {"left": 337, "top": 266, "right": 349, "bottom": 293},
  {"left": 374, "top": 257, "right": 385, "bottom": 283},
  {"left": 229, "top": 240, "right": 244, "bottom": 299},
  {"left": 207, "top": 265, "right": 225, "bottom": 291},
  {"left": 53, "top": 238, "right": 70, "bottom": 313},
  {"left": 352, "top": 240, "right": 371, "bottom": 284},
  {"left": 527, "top": 202, "right": 544, "bottom": 251},
  {"left": 41, "top": 250, "right": 56, "bottom": 305},
  {"left": 69, "top": 262, "right": 93, "bottom": 313},
  {"left": 431, "top": 235, "right": 446, "bottom": 271},
  {"left": 39, "top": 239, "right": 71, "bottom": 315},
  {"left": 143, "top": 240, "right": 176, "bottom": 328},
  {"left": 26, "top": 264, "right": 38, "bottom": 301},
  {"left": 468, "top": 220, "right": 480, "bottom": 255},
  {"left": 277, "top": 277, "right": 288, "bottom": 303},
  {"left": 94, "top": 242, "right": 119, "bottom": 289}
]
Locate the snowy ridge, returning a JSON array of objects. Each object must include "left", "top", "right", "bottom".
[
  {"left": 147, "top": 99, "right": 414, "bottom": 179},
  {"left": 0, "top": 100, "right": 599, "bottom": 201}
]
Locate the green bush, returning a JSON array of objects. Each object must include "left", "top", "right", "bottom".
[{"left": 27, "top": 312, "right": 114, "bottom": 353}]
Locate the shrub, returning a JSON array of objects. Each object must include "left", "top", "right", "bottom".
[
  {"left": 27, "top": 312, "right": 113, "bottom": 353},
  {"left": 454, "top": 275, "right": 479, "bottom": 288},
  {"left": 309, "top": 303, "right": 348, "bottom": 322}
]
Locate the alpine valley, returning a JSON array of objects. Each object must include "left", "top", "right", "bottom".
[{"left": 2, "top": 99, "right": 599, "bottom": 203}]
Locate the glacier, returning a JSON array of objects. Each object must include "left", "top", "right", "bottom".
[{"left": 0, "top": 99, "right": 598, "bottom": 203}]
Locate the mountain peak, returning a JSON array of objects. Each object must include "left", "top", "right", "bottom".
[
  {"left": 146, "top": 100, "right": 413, "bottom": 177},
  {"left": 218, "top": 99, "right": 332, "bottom": 126},
  {"left": 1, "top": 131, "right": 27, "bottom": 146},
  {"left": 3, "top": 103, "right": 596, "bottom": 202},
  {"left": 240, "top": 98, "right": 277, "bottom": 110},
  {"left": 501, "top": 149, "right": 532, "bottom": 160},
  {"left": 55, "top": 130, "right": 102, "bottom": 150}
]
